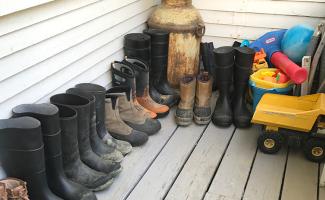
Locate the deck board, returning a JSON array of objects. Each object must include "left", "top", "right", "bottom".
[
  {"left": 242, "top": 148, "right": 287, "bottom": 200},
  {"left": 165, "top": 124, "right": 235, "bottom": 200},
  {"left": 281, "top": 150, "right": 318, "bottom": 200},
  {"left": 126, "top": 122, "right": 209, "bottom": 200},
  {"left": 96, "top": 110, "right": 321, "bottom": 200},
  {"left": 204, "top": 126, "right": 259, "bottom": 200},
  {"left": 96, "top": 112, "right": 177, "bottom": 200},
  {"left": 320, "top": 164, "right": 325, "bottom": 199}
]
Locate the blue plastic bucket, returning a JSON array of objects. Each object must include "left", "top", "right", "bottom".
[{"left": 249, "top": 80, "right": 293, "bottom": 111}]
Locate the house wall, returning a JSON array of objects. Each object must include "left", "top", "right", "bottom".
[
  {"left": 1, "top": 0, "right": 325, "bottom": 119},
  {"left": 0, "top": 0, "right": 156, "bottom": 118},
  {"left": 194, "top": 0, "right": 325, "bottom": 47}
]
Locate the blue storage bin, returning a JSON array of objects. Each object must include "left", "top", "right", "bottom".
[{"left": 249, "top": 80, "right": 293, "bottom": 111}]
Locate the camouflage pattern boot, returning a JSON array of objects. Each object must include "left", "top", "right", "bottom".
[
  {"left": 175, "top": 75, "right": 196, "bottom": 126},
  {"left": 0, "top": 181, "right": 7, "bottom": 200},
  {"left": 194, "top": 72, "right": 213, "bottom": 125},
  {"left": 0, "top": 178, "right": 29, "bottom": 200}
]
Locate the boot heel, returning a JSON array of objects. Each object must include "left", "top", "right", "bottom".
[
  {"left": 193, "top": 115, "right": 211, "bottom": 125},
  {"left": 175, "top": 115, "right": 193, "bottom": 126}
]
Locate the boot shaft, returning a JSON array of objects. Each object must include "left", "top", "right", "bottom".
[
  {"left": 122, "top": 57, "right": 150, "bottom": 97},
  {"left": 105, "top": 95, "right": 132, "bottom": 135},
  {"left": 234, "top": 47, "right": 254, "bottom": 84},
  {"left": 11, "top": 104, "right": 62, "bottom": 159},
  {"left": 56, "top": 105, "right": 80, "bottom": 168},
  {"left": 179, "top": 75, "right": 196, "bottom": 109},
  {"left": 74, "top": 83, "right": 107, "bottom": 136},
  {"left": 195, "top": 72, "right": 212, "bottom": 107},
  {"left": 50, "top": 94, "right": 92, "bottom": 157},
  {"left": 111, "top": 61, "right": 137, "bottom": 97}
]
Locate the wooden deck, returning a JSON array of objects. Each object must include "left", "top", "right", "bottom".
[{"left": 96, "top": 108, "right": 325, "bottom": 200}]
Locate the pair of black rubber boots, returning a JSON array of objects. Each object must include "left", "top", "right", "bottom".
[
  {"left": 124, "top": 29, "right": 179, "bottom": 107},
  {"left": 211, "top": 46, "right": 255, "bottom": 128},
  {"left": 0, "top": 83, "right": 131, "bottom": 200}
]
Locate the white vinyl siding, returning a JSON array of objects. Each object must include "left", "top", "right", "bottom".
[
  {"left": 0, "top": 0, "right": 156, "bottom": 118},
  {"left": 193, "top": 0, "right": 325, "bottom": 47}
]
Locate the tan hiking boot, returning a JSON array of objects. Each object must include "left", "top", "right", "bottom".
[
  {"left": 107, "top": 86, "right": 161, "bottom": 135},
  {"left": 175, "top": 75, "right": 196, "bottom": 126},
  {"left": 194, "top": 72, "right": 213, "bottom": 125},
  {"left": 105, "top": 94, "right": 148, "bottom": 146},
  {"left": 0, "top": 178, "right": 29, "bottom": 200}
]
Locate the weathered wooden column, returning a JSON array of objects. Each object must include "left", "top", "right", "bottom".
[{"left": 148, "top": 0, "right": 205, "bottom": 88}]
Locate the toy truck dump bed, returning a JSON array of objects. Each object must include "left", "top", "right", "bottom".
[{"left": 252, "top": 93, "right": 325, "bottom": 132}]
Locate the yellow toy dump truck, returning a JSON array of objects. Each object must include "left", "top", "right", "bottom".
[{"left": 251, "top": 93, "right": 325, "bottom": 162}]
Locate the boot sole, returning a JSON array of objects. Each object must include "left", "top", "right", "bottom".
[
  {"left": 91, "top": 178, "right": 114, "bottom": 192},
  {"left": 211, "top": 118, "right": 232, "bottom": 127},
  {"left": 194, "top": 115, "right": 211, "bottom": 125},
  {"left": 175, "top": 115, "right": 192, "bottom": 126},
  {"left": 111, "top": 167, "right": 123, "bottom": 177},
  {"left": 156, "top": 110, "right": 170, "bottom": 118}
]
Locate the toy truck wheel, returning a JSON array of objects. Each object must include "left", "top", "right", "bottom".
[
  {"left": 258, "top": 133, "right": 282, "bottom": 154},
  {"left": 303, "top": 138, "right": 325, "bottom": 163}
]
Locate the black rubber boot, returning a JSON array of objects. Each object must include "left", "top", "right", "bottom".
[
  {"left": 74, "top": 83, "right": 133, "bottom": 156},
  {"left": 11, "top": 104, "right": 97, "bottom": 200},
  {"left": 212, "top": 46, "right": 235, "bottom": 127},
  {"left": 66, "top": 87, "right": 124, "bottom": 164},
  {"left": 50, "top": 94, "right": 120, "bottom": 180},
  {"left": 0, "top": 117, "right": 62, "bottom": 200},
  {"left": 201, "top": 42, "right": 217, "bottom": 91},
  {"left": 55, "top": 105, "right": 113, "bottom": 191},
  {"left": 124, "top": 33, "right": 151, "bottom": 65},
  {"left": 144, "top": 29, "right": 178, "bottom": 96},
  {"left": 233, "top": 47, "right": 255, "bottom": 128}
]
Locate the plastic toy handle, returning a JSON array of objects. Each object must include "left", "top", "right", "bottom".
[{"left": 270, "top": 52, "right": 307, "bottom": 84}]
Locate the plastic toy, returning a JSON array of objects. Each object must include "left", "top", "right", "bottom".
[
  {"left": 250, "top": 29, "right": 308, "bottom": 84},
  {"left": 251, "top": 93, "right": 325, "bottom": 162},
  {"left": 253, "top": 48, "right": 268, "bottom": 72},
  {"left": 281, "top": 24, "right": 314, "bottom": 63}
]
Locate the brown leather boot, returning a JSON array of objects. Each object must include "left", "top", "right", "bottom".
[
  {"left": 175, "top": 75, "right": 196, "bottom": 126},
  {"left": 122, "top": 57, "right": 170, "bottom": 118},
  {"left": 105, "top": 94, "right": 148, "bottom": 146},
  {"left": 194, "top": 72, "right": 213, "bottom": 125},
  {"left": 0, "top": 178, "right": 29, "bottom": 200}
]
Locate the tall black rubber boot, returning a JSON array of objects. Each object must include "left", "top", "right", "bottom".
[
  {"left": 212, "top": 46, "right": 235, "bottom": 127},
  {"left": 50, "top": 94, "right": 119, "bottom": 183},
  {"left": 66, "top": 87, "right": 124, "bottom": 164},
  {"left": 11, "top": 104, "right": 97, "bottom": 200},
  {"left": 75, "top": 83, "right": 133, "bottom": 156},
  {"left": 0, "top": 117, "right": 62, "bottom": 200},
  {"left": 144, "top": 29, "right": 178, "bottom": 96},
  {"left": 124, "top": 33, "right": 151, "bottom": 64},
  {"left": 233, "top": 47, "right": 255, "bottom": 128},
  {"left": 55, "top": 105, "right": 113, "bottom": 191},
  {"left": 201, "top": 42, "right": 217, "bottom": 91}
]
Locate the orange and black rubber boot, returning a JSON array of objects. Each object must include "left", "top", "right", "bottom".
[
  {"left": 111, "top": 61, "right": 157, "bottom": 119},
  {"left": 122, "top": 57, "right": 170, "bottom": 118}
]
